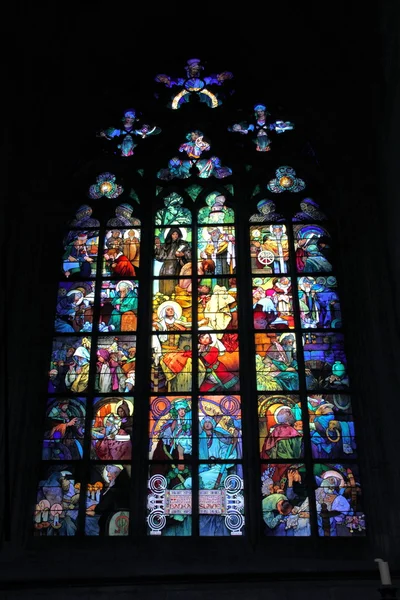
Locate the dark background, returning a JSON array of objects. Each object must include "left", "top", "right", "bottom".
[{"left": 2, "top": 2, "right": 400, "bottom": 597}]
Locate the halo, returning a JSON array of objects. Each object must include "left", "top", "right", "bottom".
[
  {"left": 116, "top": 280, "right": 134, "bottom": 291},
  {"left": 103, "top": 414, "right": 121, "bottom": 427},
  {"left": 272, "top": 405, "right": 291, "bottom": 423},
  {"left": 157, "top": 300, "right": 183, "bottom": 321},
  {"left": 103, "top": 465, "right": 123, "bottom": 483},
  {"left": 123, "top": 229, "right": 139, "bottom": 239},
  {"left": 297, "top": 225, "right": 327, "bottom": 239},
  {"left": 278, "top": 332, "right": 295, "bottom": 345},
  {"left": 298, "top": 276, "right": 315, "bottom": 289},
  {"left": 269, "top": 224, "right": 286, "bottom": 234},
  {"left": 163, "top": 227, "right": 187, "bottom": 241},
  {"left": 115, "top": 398, "right": 134, "bottom": 416},
  {"left": 332, "top": 394, "right": 351, "bottom": 410},
  {"left": 321, "top": 470, "right": 345, "bottom": 488}
]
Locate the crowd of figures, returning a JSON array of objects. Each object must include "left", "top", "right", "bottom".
[{"left": 37, "top": 176, "right": 365, "bottom": 538}]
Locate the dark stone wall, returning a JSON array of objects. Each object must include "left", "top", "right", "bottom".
[{"left": 2, "top": 2, "right": 399, "bottom": 594}]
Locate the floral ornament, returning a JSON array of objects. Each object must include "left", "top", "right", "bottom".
[
  {"left": 88, "top": 173, "right": 124, "bottom": 199},
  {"left": 267, "top": 166, "right": 305, "bottom": 193}
]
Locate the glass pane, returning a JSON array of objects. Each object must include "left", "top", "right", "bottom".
[
  {"left": 69, "top": 204, "right": 99, "bottom": 228},
  {"left": 85, "top": 465, "right": 131, "bottom": 536},
  {"left": 54, "top": 281, "right": 95, "bottom": 333},
  {"left": 197, "top": 225, "right": 236, "bottom": 279},
  {"left": 49, "top": 336, "right": 92, "bottom": 394},
  {"left": 308, "top": 394, "right": 356, "bottom": 459},
  {"left": 149, "top": 397, "right": 192, "bottom": 460},
  {"left": 91, "top": 397, "right": 134, "bottom": 460},
  {"left": 99, "top": 280, "right": 138, "bottom": 332},
  {"left": 34, "top": 465, "right": 81, "bottom": 536},
  {"left": 95, "top": 335, "right": 136, "bottom": 393},
  {"left": 198, "top": 278, "right": 238, "bottom": 330},
  {"left": 250, "top": 224, "right": 289, "bottom": 275},
  {"left": 252, "top": 276, "right": 294, "bottom": 329},
  {"left": 155, "top": 193, "right": 192, "bottom": 226},
  {"left": 198, "top": 395, "right": 242, "bottom": 459},
  {"left": 62, "top": 230, "right": 99, "bottom": 279},
  {"left": 255, "top": 333, "right": 298, "bottom": 391},
  {"left": 103, "top": 228, "right": 140, "bottom": 277},
  {"left": 302, "top": 332, "right": 349, "bottom": 390},
  {"left": 107, "top": 204, "right": 141, "bottom": 227},
  {"left": 198, "top": 332, "right": 240, "bottom": 392},
  {"left": 314, "top": 463, "right": 365, "bottom": 536},
  {"left": 153, "top": 227, "right": 192, "bottom": 278},
  {"left": 42, "top": 398, "right": 86, "bottom": 460},
  {"left": 197, "top": 192, "right": 234, "bottom": 224},
  {"left": 151, "top": 334, "right": 192, "bottom": 393},
  {"left": 152, "top": 279, "right": 192, "bottom": 330},
  {"left": 258, "top": 395, "right": 303, "bottom": 459},
  {"left": 298, "top": 276, "right": 341, "bottom": 328},
  {"left": 261, "top": 463, "right": 310, "bottom": 536},
  {"left": 293, "top": 224, "right": 333, "bottom": 273},
  {"left": 199, "top": 464, "right": 245, "bottom": 536},
  {"left": 147, "top": 465, "right": 192, "bottom": 536}
]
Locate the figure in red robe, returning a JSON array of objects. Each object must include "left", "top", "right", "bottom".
[
  {"left": 104, "top": 249, "right": 136, "bottom": 277},
  {"left": 198, "top": 332, "right": 239, "bottom": 392}
]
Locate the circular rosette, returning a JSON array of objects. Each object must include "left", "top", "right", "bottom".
[
  {"left": 148, "top": 474, "right": 168, "bottom": 494},
  {"left": 225, "top": 510, "right": 245, "bottom": 533},
  {"left": 224, "top": 474, "right": 243, "bottom": 493},
  {"left": 147, "top": 509, "right": 166, "bottom": 532}
]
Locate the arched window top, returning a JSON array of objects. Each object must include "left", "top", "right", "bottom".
[{"left": 34, "top": 62, "right": 366, "bottom": 542}]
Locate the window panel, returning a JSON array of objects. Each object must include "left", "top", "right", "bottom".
[
  {"left": 258, "top": 395, "right": 303, "bottom": 460},
  {"left": 199, "top": 465, "right": 245, "bottom": 536},
  {"left": 147, "top": 466, "right": 192, "bottom": 536},
  {"left": 314, "top": 463, "right": 365, "bottom": 536},
  {"left": 91, "top": 397, "right": 134, "bottom": 460},
  {"left": 99, "top": 281, "right": 138, "bottom": 332},
  {"left": 261, "top": 463, "right": 310, "bottom": 536},
  {"left": 85, "top": 465, "right": 131, "bottom": 536},
  {"left": 95, "top": 335, "right": 137, "bottom": 394},
  {"left": 54, "top": 281, "right": 96, "bottom": 333},
  {"left": 37, "top": 197, "right": 141, "bottom": 537},
  {"left": 252, "top": 276, "right": 294, "bottom": 329},
  {"left": 151, "top": 334, "right": 193, "bottom": 393},
  {"left": 42, "top": 398, "right": 86, "bottom": 460},
  {"left": 34, "top": 464, "right": 81, "bottom": 536},
  {"left": 251, "top": 184, "right": 365, "bottom": 537},
  {"left": 49, "top": 336, "right": 92, "bottom": 394},
  {"left": 149, "top": 396, "right": 192, "bottom": 460}
]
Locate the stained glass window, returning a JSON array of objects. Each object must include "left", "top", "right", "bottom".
[
  {"left": 148, "top": 190, "right": 245, "bottom": 536},
  {"left": 36, "top": 198, "right": 140, "bottom": 536},
  {"left": 35, "top": 61, "right": 366, "bottom": 542},
  {"left": 251, "top": 190, "right": 365, "bottom": 537}
]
